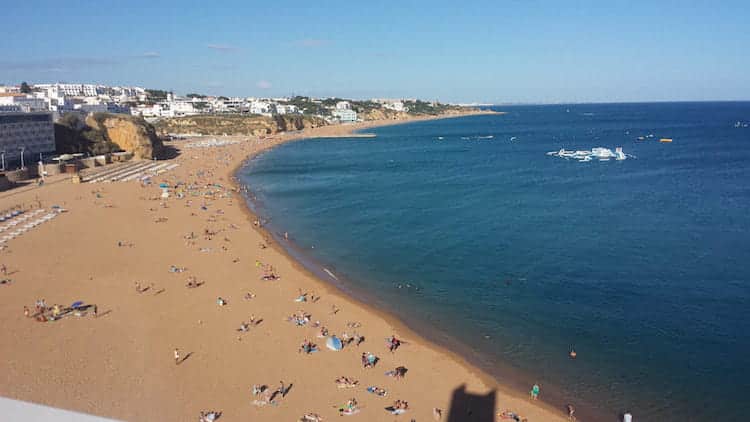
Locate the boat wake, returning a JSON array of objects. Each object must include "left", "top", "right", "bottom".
[{"left": 546, "top": 147, "right": 631, "bottom": 162}]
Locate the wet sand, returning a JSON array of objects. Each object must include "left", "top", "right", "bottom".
[{"left": 0, "top": 111, "right": 571, "bottom": 421}]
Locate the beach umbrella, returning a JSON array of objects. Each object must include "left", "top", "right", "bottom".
[
  {"left": 71, "top": 301, "right": 84, "bottom": 308},
  {"left": 326, "top": 336, "right": 343, "bottom": 351},
  {"left": 159, "top": 183, "right": 169, "bottom": 188}
]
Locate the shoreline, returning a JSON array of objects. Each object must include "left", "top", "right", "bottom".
[
  {"left": 229, "top": 111, "right": 581, "bottom": 419},
  {"left": 0, "top": 109, "right": 571, "bottom": 422}
]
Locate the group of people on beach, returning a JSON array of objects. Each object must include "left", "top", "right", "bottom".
[{"left": 24, "top": 298, "right": 98, "bottom": 322}]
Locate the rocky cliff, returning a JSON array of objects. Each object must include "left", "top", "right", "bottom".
[
  {"left": 358, "top": 109, "right": 411, "bottom": 121},
  {"left": 55, "top": 113, "right": 162, "bottom": 159},
  {"left": 154, "top": 114, "right": 327, "bottom": 136}
]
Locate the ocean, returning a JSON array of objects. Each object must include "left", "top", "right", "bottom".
[{"left": 238, "top": 102, "right": 750, "bottom": 421}]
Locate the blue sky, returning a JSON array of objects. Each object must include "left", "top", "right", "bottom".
[{"left": 2, "top": 1, "right": 748, "bottom": 103}]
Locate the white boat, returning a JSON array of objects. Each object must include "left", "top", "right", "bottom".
[
  {"left": 591, "top": 147, "right": 616, "bottom": 159},
  {"left": 548, "top": 146, "right": 628, "bottom": 162}
]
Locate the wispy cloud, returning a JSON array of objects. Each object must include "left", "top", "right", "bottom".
[
  {"left": 0, "top": 53, "right": 161, "bottom": 73},
  {"left": 207, "top": 44, "right": 238, "bottom": 52},
  {"left": 297, "top": 39, "right": 329, "bottom": 48},
  {"left": 0, "top": 57, "right": 118, "bottom": 73},
  {"left": 256, "top": 80, "right": 272, "bottom": 89}
]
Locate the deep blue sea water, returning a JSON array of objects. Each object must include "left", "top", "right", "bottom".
[{"left": 239, "top": 103, "right": 750, "bottom": 421}]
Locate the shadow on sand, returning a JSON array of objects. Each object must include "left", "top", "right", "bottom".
[{"left": 447, "top": 384, "right": 496, "bottom": 422}]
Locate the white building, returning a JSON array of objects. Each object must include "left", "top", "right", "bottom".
[
  {"left": 276, "top": 104, "right": 299, "bottom": 115},
  {"left": 384, "top": 101, "right": 406, "bottom": 112},
  {"left": 335, "top": 101, "right": 351, "bottom": 110},
  {"left": 0, "top": 94, "right": 49, "bottom": 112},
  {"left": 0, "top": 112, "right": 56, "bottom": 167},
  {"left": 35, "top": 83, "right": 103, "bottom": 97},
  {"left": 0, "top": 86, "right": 20, "bottom": 94},
  {"left": 250, "top": 101, "right": 275, "bottom": 116},
  {"left": 332, "top": 109, "right": 357, "bottom": 122}
]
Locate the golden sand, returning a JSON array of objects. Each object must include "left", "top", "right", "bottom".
[{"left": 0, "top": 112, "right": 569, "bottom": 421}]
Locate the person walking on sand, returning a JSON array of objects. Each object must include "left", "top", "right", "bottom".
[
  {"left": 174, "top": 348, "right": 181, "bottom": 365},
  {"left": 530, "top": 383, "right": 540, "bottom": 400},
  {"left": 566, "top": 404, "right": 576, "bottom": 420}
]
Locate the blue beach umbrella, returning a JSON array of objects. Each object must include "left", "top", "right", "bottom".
[
  {"left": 326, "top": 336, "right": 343, "bottom": 351},
  {"left": 159, "top": 183, "right": 169, "bottom": 188},
  {"left": 71, "top": 301, "right": 84, "bottom": 308}
]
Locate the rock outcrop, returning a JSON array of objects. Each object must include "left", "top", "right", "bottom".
[
  {"left": 55, "top": 113, "right": 162, "bottom": 159},
  {"left": 86, "top": 113, "right": 162, "bottom": 159},
  {"left": 154, "top": 114, "right": 327, "bottom": 136}
]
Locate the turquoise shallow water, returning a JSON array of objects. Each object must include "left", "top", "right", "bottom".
[{"left": 239, "top": 103, "right": 750, "bottom": 421}]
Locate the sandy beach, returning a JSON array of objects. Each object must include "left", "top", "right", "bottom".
[{"left": 0, "top": 111, "right": 571, "bottom": 421}]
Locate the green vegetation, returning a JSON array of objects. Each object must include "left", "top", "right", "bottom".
[
  {"left": 403, "top": 100, "right": 453, "bottom": 115},
  {"left": 186, "top": 93, "right": 207, "bottom": 98},
  {"left": 281, "top": 96, "right": 330, "bottom": 116},
  {"left": 145, "top": 89, "right": 170, "bottom": 103},
  {"left": 20, "top": 82, "right": 32, "bottom": 93}
]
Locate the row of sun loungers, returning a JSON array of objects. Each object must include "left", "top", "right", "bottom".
[
  {"left": 0, "top": 209, "right": 61, "bottom": 244},
  {"left": 81, "top": 161, "right": 180, "bottom": 183}
]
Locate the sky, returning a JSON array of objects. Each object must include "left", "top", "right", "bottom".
[{"left": 1, "top": 1, "right": 749, "bottom": 103}]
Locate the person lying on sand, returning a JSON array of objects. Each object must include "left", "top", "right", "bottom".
[
  {"left": 199, "top": 410, "right": 221, "bottom": 422},
  {"left": 288, "top": 310, "right": 311, "bottom": 326},
  {"left": 317, "top": 326, "right": 329, "bottom": 338},
  {"left": 362, "top": 352, "right": 379, "bottom": 368},
  {"left": 386, "top": 400, "right": 409, "bottom": 414},
  {"left": 262, "top": 272, "right": 278, "bottom": 281},
  {"left": 385, "top": 366, "right": 408, "bottom": 380},
  {"left": 299, "top": 339, "right": 318, "bottom": 354},
  {"left": 237, "top": 322, "right": 250, "bottom": 332},
  {"left": 217, "top": 297, "right": 227, "bottom": 306},
  {"left": 367, "top": 386, "right": 387, "bottom": 397},
  {"left": 300, "top": 413, "right": 323, "bottom": 422},
  {"left": 498, "top": 409, "right": 527, "bottom": 422},
  {"left": 186, "top": 276, "right": 203, "bottom": 288},
  {"left": 244, "top": 292, "right": 256, "bottom": 300},
  {"left": 335, "top": 376, "right": 359, "bottom": 388},
  {"left": 337, "top": 398, "right": 359, "bottom": 415},
  {"left": 295, "top": 289, "right": 308, "bottom": 302}
]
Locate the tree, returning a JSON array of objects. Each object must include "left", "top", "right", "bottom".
[{"left": 20, "top": 81, "right": 32, "bottom": 93}]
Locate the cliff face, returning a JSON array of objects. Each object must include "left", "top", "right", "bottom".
[
  {"left": 154, "top": 114, "right": 327, "bottom": 136},
  {"left": 55, "top": 113, "right": 162, "bottom": 159},
  {"left": 358, "top": 109, "right": 411, "bottom": 121},
  {"left": 86, "top": 114, "right": 162, "bottom": 159}
]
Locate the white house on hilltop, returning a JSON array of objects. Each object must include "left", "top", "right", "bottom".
[
  {"left": 332, "top": 108, "right": 357, "bottom": 122},
  {"left": 384, "top": 101, "right": 406, "bottom": 112}
]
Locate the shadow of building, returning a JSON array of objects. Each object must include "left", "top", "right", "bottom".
[{"left": 447, "top": 384, "right": 496, "bottom": 422}]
